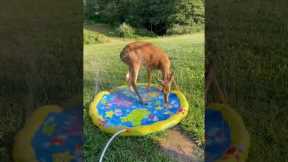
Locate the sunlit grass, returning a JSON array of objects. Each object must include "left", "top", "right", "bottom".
[{"left": 84, "top": 31, "right": 204, "bottom": 161}]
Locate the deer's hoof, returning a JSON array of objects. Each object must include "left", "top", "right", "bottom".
[
  {"left": 164, "top": 103, "right": 172, "bottom": 109},
  {"left": 129, "top": 86, "right": 134, "bottom": 92},
  {"left": 139, "top": 99, "right": 146, "bottom": 105}
]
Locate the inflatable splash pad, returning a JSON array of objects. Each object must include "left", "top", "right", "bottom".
[
  {"left": 89, "top": 84, "right": 189, "bottom": 136},
  {"left": 205, "top": 104, "right": 249, "bottom": 162},
  {"left": 13, "top": 105, "right": 83, "bottom": 162}
]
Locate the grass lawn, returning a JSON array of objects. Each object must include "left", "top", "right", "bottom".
[{"left": 83, "top": 28, "right": 204, "bottom": 161}]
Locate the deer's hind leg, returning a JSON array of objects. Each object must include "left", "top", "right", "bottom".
[
  {"left": 130, "top": 64, "right": 143, "bottom": 103},
  {"left": 146, "top": 68, "right": 152, "bottom": 88},
  {"left": 126, "top": 69, "right": 134, "bottom": 92},
  {"left": 126, "top": 71, "right": 130, "bottom": 82},
  {"left": 126, "top": 71, "right": 133, "bottom": 91}
]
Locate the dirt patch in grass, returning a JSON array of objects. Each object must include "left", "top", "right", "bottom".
[{"left": 159, "top": 127, "right": 203, "bottom": 162}]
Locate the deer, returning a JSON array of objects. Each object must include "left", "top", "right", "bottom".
[{"left": 120, "top": 41, "right": 175, "bottom": 105}]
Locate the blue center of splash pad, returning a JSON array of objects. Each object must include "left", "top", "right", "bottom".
[
  {"left": 32, "top": 107, "right": 83, "bottom": 162},
  {"left": 96, "top": 85, "right": 182, "bottom": 128},
  {"left": 205, "top": 108, "right": 232, "bottom": 162}
]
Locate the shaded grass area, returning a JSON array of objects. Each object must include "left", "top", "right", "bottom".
[
  {"left": 84, "top": 23, "right": 157, "bottom": 44},
  {"left": 84, "top": 33, "right": 204, "bottom": 161},
  {"left": 206, "top": 0, "right": 288, "bottom": 161}
]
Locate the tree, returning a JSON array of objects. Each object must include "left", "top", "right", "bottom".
[
  {"left": 168, "top": 0, "right": 204, "bottom": 25},
  {"left": 86, "top": 0, "right": 204, "bottom": 35}
]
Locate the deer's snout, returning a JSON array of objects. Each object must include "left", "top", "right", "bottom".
[{"left": 163, "top": 92, "right": 169, "bottom": 103}]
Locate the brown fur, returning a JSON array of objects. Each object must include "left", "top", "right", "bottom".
[{"left": 120, "top": 41, "right": 173, "bottom": 104}]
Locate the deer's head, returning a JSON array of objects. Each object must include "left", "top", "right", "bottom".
[{"left": 158, "top": 72, "right": 174, "bottom": 104}]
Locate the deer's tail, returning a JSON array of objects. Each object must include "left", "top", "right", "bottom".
[{"left": 120, "top": 47, "right": 129, "bottom": 63}]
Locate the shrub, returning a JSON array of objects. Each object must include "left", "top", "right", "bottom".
[
  {"left": 115, "top": 23, "right": 136, "bottom": 38},
  {"left": 136, "top": 28, "right": 157, "bottom": 37},
  {"left": 167, "top": 24, "right": 203, "bottom": 35},
  {"left": 83, "top": 29, "right": 110, "bottom": 44}
]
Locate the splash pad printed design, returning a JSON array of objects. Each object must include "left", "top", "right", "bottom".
[
  {"left": 89, "top": 84, "right": 189, "bottom": 136},
  {"left": 13, "top": 105, "right": 83, "bottom": 162},
  {"left": 205, "top": 104, "right": 250, "bottom": 162}
]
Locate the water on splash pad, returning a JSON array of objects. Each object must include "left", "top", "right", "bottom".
[{"left": 96, "top": 85, "right": 182, "bottom": 127}]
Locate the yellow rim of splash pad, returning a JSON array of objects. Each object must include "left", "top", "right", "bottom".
[
  {"left": 208, "top": 103, "right": 250, "bottom": 162},
  {"left": 13, "top": 105, "right": 63, "bottom": 162},
  {"left": 89, "top": 84, "right": 189, "bottom": 136}
]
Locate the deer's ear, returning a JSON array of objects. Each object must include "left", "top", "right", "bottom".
[{"left": 158, "top": 79, "right": 167, "bottom": 85}]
